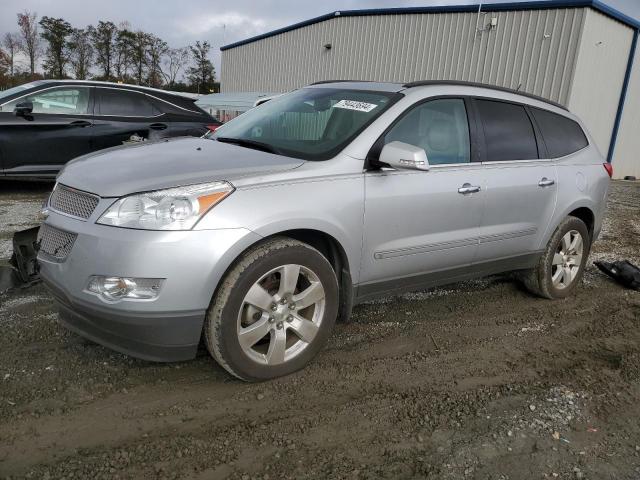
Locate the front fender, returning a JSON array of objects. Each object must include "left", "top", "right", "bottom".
[{"left": 196, "top": 177, "right": 365, "bottom": 283}]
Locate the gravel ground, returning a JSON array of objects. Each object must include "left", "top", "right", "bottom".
[
  {"left": 0, "top": 183, "right": 47, "bottom": 261},
  {"left": 1, "top": 180, "right": 639, "bottom": 480}
]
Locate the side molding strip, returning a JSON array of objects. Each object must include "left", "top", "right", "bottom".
[{"left": 374, "top": 228, "right": 538, "bottom": 259}]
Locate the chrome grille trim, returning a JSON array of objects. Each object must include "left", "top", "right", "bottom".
[
  {"left": 49, "top": 184, "right": 100, "bottom": 220},
  {"left": 38, "top": 224, "right": 77, "bottom": 261}
]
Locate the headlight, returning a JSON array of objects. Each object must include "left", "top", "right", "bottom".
[{"left": 97, "top": 181, "right": 234, "bottom": 230}]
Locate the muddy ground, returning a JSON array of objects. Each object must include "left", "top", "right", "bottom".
[{"left": 0, "top": 180, "right": 639, "bottom": 480}]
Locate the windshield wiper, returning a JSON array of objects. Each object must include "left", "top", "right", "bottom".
[{"left": 216, "top": 136, "right": 281, "bottom": 155}]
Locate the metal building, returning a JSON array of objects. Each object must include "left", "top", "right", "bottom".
[
  {"left": 196, "top": 92, "right": 278, "bottom": 122},
  {"left": 220, "top": 0, "right": 639, "bottom": 179}
]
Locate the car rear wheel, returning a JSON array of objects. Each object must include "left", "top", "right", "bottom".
[
  {"left": 204, "top": 237, "right": 339, "bottom": 381},
  {"left": 521, "top": 216, "right": 590, "bottom": 299}
]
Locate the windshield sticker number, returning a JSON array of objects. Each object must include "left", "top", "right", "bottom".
[{"left": 333, "top": 100, "right": 378, "bottom": 113}]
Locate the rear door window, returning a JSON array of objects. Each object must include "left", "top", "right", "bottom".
[
  {"left": 530, "top": 107, "right": 588, "bottom": 158},
  {"left": 476, "top": 99, "right": 538, "bottom": 161},
  {"left": 97, "top": 89, "right": 159, "bottom": 117},
  {"left": 383, "top": 98, "right": 471, "bottom": 165}
]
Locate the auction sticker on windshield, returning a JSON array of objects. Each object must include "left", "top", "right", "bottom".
[{"left": 333, "top": 100, "right": 378, "bottom": 113}]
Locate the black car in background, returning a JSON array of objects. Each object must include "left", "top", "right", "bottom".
[{"left": 0, "top": 80, "right": 221, "bottom": 179}]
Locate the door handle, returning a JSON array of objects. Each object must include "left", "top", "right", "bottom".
[
  {"left": 538, "top": 177, "right": 555, "bottom": 187},
  {"left": 149, "top": 123, "right": 168, "bottom": 130},
  {"left": 69, "top": 120, "right": 91, "bottom": 128},
  {"left": 458, "top": 183, "right": 481, "bottom": 194}
]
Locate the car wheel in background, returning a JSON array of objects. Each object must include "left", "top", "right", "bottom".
[
  {"left": 204, "top": 237, "right": 339, "bottom": 381},
  {"left": 521, "top": 216, "right": 590, "bottom": 299}
]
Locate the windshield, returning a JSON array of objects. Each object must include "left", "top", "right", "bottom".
[
  {"left": 0, "top": 82, "right": 46, "bottom": 102},
  {"left": 212, "top": 87, "right": 400, "bottom": 160}
]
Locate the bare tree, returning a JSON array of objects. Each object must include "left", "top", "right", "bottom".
[
  {"left": 68, "top": 28, "right": 93, "bottom": 79},
  {"left": 2, "top": 33, "right": 21, "bottom": 78},
  {"left": 0, "top": 48, "right": 9, "bottom": 79},
  {"left": 113, "top": 21, "right": 132, "bottom": 81},
  {"left": 17, "top": 11, "right": 42, "bottom": 75},
  {"left": 146, "top": 35, "right": 168, "bottom": 88},
  {"left": 162, "top": 47, "right": 189, "bottom": 88}
]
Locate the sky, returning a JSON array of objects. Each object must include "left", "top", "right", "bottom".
[{"left": 1, "top": 0, "right": 639, "bottom": 78}]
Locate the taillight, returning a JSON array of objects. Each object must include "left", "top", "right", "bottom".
[
  {"left": 603, "top": 163, "right": 613, "bottom": 178},
  {"left": 206, "top": 124, "right": 220, "bottom": 133}
]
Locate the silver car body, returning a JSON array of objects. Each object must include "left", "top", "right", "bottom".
[{"left": 38, "top": 82, "right": 610, "bottom": 361}]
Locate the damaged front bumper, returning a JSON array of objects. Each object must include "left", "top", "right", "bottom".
[
  {"left": 36, "top": 207, "right": 261, "bottom": 362},
  {"left": 0, "top": 226, "right": 41, "bottom": 293}
]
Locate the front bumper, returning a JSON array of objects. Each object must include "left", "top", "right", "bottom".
[
  {"left": 39, "top": 209, "right": 262, "bottom": 362},
  {"left": 44, "top": 277, "right": 204, "bottom": 361}
]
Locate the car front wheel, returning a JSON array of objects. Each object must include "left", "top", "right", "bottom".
[{"left": 204, "top": 237, "right": 339, "bottom": 381}]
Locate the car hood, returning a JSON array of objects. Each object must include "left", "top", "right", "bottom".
[{"left": 58, "top": 137, "right": 305, "bottom": 197}]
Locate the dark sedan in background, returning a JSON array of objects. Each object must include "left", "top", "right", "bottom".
[{"left": 0, "top": 80, "right": 221, "bottom": 179}]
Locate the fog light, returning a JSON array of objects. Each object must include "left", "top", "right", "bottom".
[{"left": 87, "top": 276, "right": 163, "bottom": 302}]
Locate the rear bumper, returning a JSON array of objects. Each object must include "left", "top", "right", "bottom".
[{"left": 43, "top": 274, "right": 204, "bottom": 362}]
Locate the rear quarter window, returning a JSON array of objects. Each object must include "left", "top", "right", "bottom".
[{"left": 531, "top": 107, "right": 588, "bottom": 158}]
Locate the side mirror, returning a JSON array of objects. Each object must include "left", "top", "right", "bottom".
[
  {"left": 379, "top": 141, "right": 430, "bottom": 171},
  {"left": 14, "top": 101, "right": 33, "bottom": 117}
]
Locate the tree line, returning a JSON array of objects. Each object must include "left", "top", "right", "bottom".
[{"left": 0, "top": 11, "right": 218, "bottom": 93}]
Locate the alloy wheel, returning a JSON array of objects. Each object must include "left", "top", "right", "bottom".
[
  {"left": 237, "top": 264, "right": 326, "bottom": 365},
  {"left": 551, "top": 229, "right": 584, "bottom": 289}
]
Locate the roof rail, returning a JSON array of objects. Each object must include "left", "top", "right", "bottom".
[
  {"left": 402, "top": 80, "right": 567, "bottom": 110},
  {"left": 309, "top": 79, "right": 372, "bottom": 85}
]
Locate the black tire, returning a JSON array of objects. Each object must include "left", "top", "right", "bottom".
[
  {"left": 521, "top": 216, "right": 591, "bottom": 299},
  {"left": 204, "top": 237, "right": 339, "bottom": 381}
]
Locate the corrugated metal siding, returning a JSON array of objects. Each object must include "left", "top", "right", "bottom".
[
  {"left": 221, "top": 8, "right": 585, "bottom": 105},
  {"left": 611, "top": 38, "right": 640, "bottom": 179},
  {"left": 567, "top": 9, "right": 634, "bottom": 162}
]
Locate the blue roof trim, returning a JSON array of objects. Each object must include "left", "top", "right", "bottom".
[
  {"left": 220, "top": 0, "right": 640, "bottom": 51},
  {"left": 591, "top": 0, "right": 640, "bottom": 30},
  {"left": 607, "top": 28, "right": 638, "bottom": 163}
]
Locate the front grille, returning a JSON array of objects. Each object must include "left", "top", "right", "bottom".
[
  {"left": 49, "top": 184, "right": 99, "bottom": 220},
  {"left": 38, "top": 224, "right": 77, "bottom": 261}
]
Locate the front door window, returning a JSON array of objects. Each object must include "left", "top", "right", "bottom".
[
  {"left": 1, "top": 87, "right": 90, "bottom": 115},
  {"left": 383, "top": 98, "right": 471, "bottom": 165}
]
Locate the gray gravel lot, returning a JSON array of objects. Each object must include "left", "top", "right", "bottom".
[{"left": 0, "top": 180, "right": 639, "bottom": 480}]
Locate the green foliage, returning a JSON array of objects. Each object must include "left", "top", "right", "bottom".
[
  {"left": 130, "top": 30, "right": 151, "bottom": 85},
  {"left": 67, "top": 28, "right": 93, "bottom": 80},
  {"left": 39, "top": 16, "right": 73, "bottom": 78},
  {"left": 186, "top": 41, "right": 216, "bottom": 93},
  {"left": 90, "top": 20, "right": 117, "bottom": 80}
]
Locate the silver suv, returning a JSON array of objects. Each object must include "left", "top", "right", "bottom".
[{"left": 38, "top": 81, "right": 611, "bottom": 381}]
